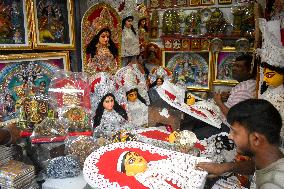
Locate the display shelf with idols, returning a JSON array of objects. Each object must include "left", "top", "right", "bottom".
[
  {"left": 83, "top": 141, "right": 210, "bottom": 189},
  {"left": 158, "top": 2, "right": 256, "bottom": 51}
]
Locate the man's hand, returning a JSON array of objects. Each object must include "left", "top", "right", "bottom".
[{"left": 196, "top": 162, "right": 230, "bottom": 178}]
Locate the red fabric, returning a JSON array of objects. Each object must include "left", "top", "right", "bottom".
[
  {"left": 31, "top": 136, "right": 66, "bottom": 143},
  {"left": 20, "top": 131, "right": 32, "bottom": 138},
  {"left": 194, "top": 143, "right": 205, "bottom": 152},
  {"left": 90, "top": 77, "right": 101, "bottom": 93},
  {"left": 140, "top": 130, "right": 169, "bottom": 141},
  {"left": 68, "top": 131, "right": 93, "bottom": 136},
  {"left": 94, "top": 147, "right": 173, "bottom": 189},
  {"left": 164, "top": 90, "right": 176, "bottom": 101},
  {"left": 281, "top": 28, "right": 284, "bottom": 46}
]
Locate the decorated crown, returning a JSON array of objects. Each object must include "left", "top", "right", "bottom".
[
  {"left": 82, "top": 3, "right": 120, "bottom": 46},
  {"left": 149, "top": 66, "right": 173, "bottom": 84},
  {"left": 90, "top": 72, "right": 115, "bottom": 111},
  {"left": 115, "top": 64, "right": 150, "bottom": 105},
  {"left": 120, "top": 0, "right": 137, "bottom": 21},
  {"left": 256, "top": 18, "right": 284, "bottom": 68},
  {"left": 136, "top": 4, "right": 148, "bottom": 21}
]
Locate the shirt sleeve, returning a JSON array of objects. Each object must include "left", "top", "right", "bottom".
[{"left": 225, "top": 89, "right": 254, "bottom": 108}]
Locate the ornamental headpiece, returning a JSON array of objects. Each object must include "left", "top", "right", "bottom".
[
  {"left": 120, "top": 0, "right": 137, "bottom": 21},
  {"left": 136, "top": 4, "right": 148, "bottom": 21},
  {"left": 149, "top": 66, "right": 172, "bottom": 84},
  {"left": 90, "top": 72, "right": 115, "bottom": 111},
  {"left": 82, "top": 3, "right": 120, "bottom": 46},
  {"left": 115, "top": 64, "right": 150, "bottom": 105},
  {"left": 256, "top": 18, "right": 284, "bottom": 68}
]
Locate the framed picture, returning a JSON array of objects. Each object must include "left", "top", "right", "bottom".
[
  {"left": 214, "top": 51, "right": 241, "bottom": 85},
  {"left": 0, "top": 0, "right": 33, "bottom": 50},
  {"left": 81, "top": 3, "right": 121, "bottom": 75},
  {"left": 189, "top": 0, "right": 201, "bottom": 6},
  {"left": 201, "top": 0, "right": 215, "bottom": 5},
  {"left": 0, "top": 52, "right": 70, "bottom": 91},
  {"left": 218, "top": 0, "right": 232, "bottom": 4},
  {"left": 32, "top": 0, "right": 75, "bottom": 49},
  {"left": 163, "top": 51, "right": 212, "bottom": 91},
  {"left": 0, "top": 52, "right": 70, "bottom": 123}
]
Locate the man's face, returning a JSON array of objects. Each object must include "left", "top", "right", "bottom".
[
  {"left": 232, "top": 60, "right": 250, "bottom": 82},
  {"left": 229, "top": 122, "right": 254, "bottom": 157}
]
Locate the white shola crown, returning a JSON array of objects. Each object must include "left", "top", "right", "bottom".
[
  {"left": 256, "top": 18, "right": 284, "bottom": 68},
  {"left": 90, "top": 72, "right": 115, "bottom": 111}
]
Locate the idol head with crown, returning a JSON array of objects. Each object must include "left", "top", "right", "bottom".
[
  {"left": 257, "top": 19, "right": 284, "bottom": 93},
  {"left": 82, "top": 3, "right": 121, "bottom": 75}
]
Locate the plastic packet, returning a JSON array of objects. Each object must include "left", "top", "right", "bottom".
[
  {"left": 65, "top": 136, "right": 98, "bottom": 168},
  {"left": 48, "top": 71, "right": 92, "bottom": 133},
  {"left": 28, "top": 142, "right": 65, "bottom": 171},
  {"left": 31, "top": 117, "right": 68, "bottom": 143},
  {"left": 45, "top": 155, "right": 80, "bottom": 179}
]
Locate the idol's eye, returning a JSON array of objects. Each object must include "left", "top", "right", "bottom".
[
  {"left": 265, "top": 72, "right": 275, "bottom": 78},
  {"left": 128, "top": 157, "right": 135, "bottom": 164}
]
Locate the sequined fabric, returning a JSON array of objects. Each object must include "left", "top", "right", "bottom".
[{"left": 94, "top": 110, "right": 133, "bottom": 137}]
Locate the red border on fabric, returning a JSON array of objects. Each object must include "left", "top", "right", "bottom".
[{"left": 139, "top": 130, "right": 169, "bottom": 141}]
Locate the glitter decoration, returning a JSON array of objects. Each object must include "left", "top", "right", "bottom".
[
  {"left": 46, "top": 155, "right": 80, "bottom": 179},
  {"left": 65, "top": 136, "right": 98, "bottom": 168},
  {"left": 33, "top": 117, "right": 67, "bottom": 137},
  {"left": 162, "top": 9, "right": 181, "bottom": 35},
  {"left": 0, "top": 146, "right": 13, "bottom": 166},
  {"left": 0, "top": 160, "right": 35, "bottom": 189}
]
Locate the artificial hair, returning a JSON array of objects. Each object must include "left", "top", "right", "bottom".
[
  {"left": 138, "top": 18, "right": 148, "bottom": 32},
  {"left": 122, "top": 16, "right": 137, "bottom": 35},
  {"left": 149, "top": 77, "right": 164, "bottom": 89},
  {"left": 227, "top": 99, "right": 282, "bottom": 145},
  {"left": 86, "top": 28, "right": 118, "bottom": 58},
  {"left": 120, "top": 151, "right": 130, "bottom": 173}
]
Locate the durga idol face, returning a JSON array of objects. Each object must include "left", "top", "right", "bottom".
[
  {"left": 263, "top": 68, "right": 284, "bottom": 87},
  {"left": 124, "top": 151, "right": 148, "bottom": 176}
]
